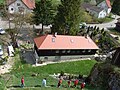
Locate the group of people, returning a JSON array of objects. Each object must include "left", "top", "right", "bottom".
[
  {"left": 58, "top": 78, "right": 85, "bottom": 89},
  {"left": 21, "top": 77, "right": 85, "bottom": 89}
]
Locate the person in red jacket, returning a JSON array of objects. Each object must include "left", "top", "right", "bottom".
[
  {"left": 81, "top": 82, "right": 85, "bottom": 90},
  {"left": 58, "top": 78, "right": 62, "bottom": 88},
  {"left": 74, "top": 79, "right": 79, "bottom": 87},
  {"left": 21, "top": 76, "right": 25, "bottom": 88}
]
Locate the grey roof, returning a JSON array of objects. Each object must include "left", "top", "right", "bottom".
[{"left": 81, "top": 3, "right": 104, "bottom": 13}]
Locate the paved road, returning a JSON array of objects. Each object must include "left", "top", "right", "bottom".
[{"left": 87, "top": 15, "right": 120, "bottom": 30}]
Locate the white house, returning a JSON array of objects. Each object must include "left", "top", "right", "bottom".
[
  {"left": 97, "top": 0, "right": 112, "bottom": 14},
  {"left": 81, "top": 3, "right": 107, "bottom": 18},
  {"left": 6, "top": 0, "right": 35, "bottom": 14}
]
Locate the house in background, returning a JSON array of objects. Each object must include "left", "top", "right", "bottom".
[
  {"left": 81, "top": 0, "right": 112, "bottom": 18},
  {"left": 6, "top": 0, "right": 35, "bottom": 14},
  {"left": 97, "top": 0, "right": 112, "bottom": 15},
  {"left": 34, "top": 34, "right": 99, "bottom": 63},
  {"left": 81, "top": 3, "right": 107, "bottom": 18}
]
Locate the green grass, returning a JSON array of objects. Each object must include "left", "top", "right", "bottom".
[
  {"left": 2, "top": 52, "right": 98, "bottom": 90},
  {"left": 109, "top": 28, "right": 120, "bottom": 35},
  {"left": 0, "top": 0, "right": 4, "bottom": 4}
]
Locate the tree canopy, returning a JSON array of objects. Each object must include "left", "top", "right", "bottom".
[
  {"left": 33, "top": 0, "right": 55, "bottom": 32},
  {"left": 112, "top": 0, "right": 120, "bottom": 15},
  {"left": 52, "top": 0, "right": 83, "bottom": 35}
]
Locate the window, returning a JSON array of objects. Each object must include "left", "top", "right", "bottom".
[
  {"left": 56, "top": 50, "right": 59, "bottom": 53},
  {"left": 18, "top": 7, "right": 24, "bottom": 12},
  {"left": 11, "top": 8, "right": 13, "bottom": 11},
  {"left": 17, "top": 3, "right": 20, "bottom": 6},
  {"left": 67, "top": 50, "right": 70, "bottom": 53},
  {"left": 88, "top": 50, "right": 91, "bottom": 53},
  {"left": 82, "top": 50, "right": 86, "bottom": 53},
  {"left": 77, "top": 50, "right": 80, "bottom": 53},
  {"left": 44, "top": 57, "right": 48, "bottom": 60},
  {"left": 62, "top": 50, "right": 66, "bottom": 53},
  {"left": 52, "top": 37, "right": 55, "bottom": 42}
]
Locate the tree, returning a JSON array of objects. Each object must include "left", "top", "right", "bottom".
[
  {"left": 81, "top": 11, "right": 92, "bottom": 23},
  {"left": 3, "top": 0, "right": 34, "bottom": 48},
  {"left": 112, "top": 0, "right": 120, "bottom": 15},
  {"left": 90, "top": 0, "right": 97, "bottom": 5},
  {"left": 6, "top": 13, "right": 32, "bottom": 48},
  {"left": 33, "top": 0, "right": 55, "bottom": 33},
  {"left": 52, "top": 0, "right": 83, "bottom": 35}
]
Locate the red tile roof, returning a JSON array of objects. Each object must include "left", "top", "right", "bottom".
[
  {"left": 6, "top": 0, "right": 16, "bottom": 5},
  {"left": 6, "top": 0, "right": 35, "bottom": 9},
  {"left": 22, "top": 0, "right": 35, "bottom": 9},
  {"left": 34, "top": 35, "right": 99, "bottom": 50},
  {"left": 106, "top": 0, "right": 111, "bottom": 8}
]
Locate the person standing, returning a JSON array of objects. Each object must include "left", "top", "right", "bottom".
[
  {"left": 74, "top": 79, "right": 79, "bottom": 87},
  {"left": 58, "top": 78, "right": 62, "bottom": 88},
  {"left": 21, "top": 76, "right": 24, "bottom": 88},
  {"left": 68, "top": 79, "right": 71, "bottom": 87},
  {"left": 42, "top": 78, "right": 47, "bottom": 87},
  {"left": 81, "top": 82, "right": 85, "bottom": 90}
]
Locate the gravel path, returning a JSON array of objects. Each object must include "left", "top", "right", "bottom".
[{"left": 0, "top": 57, "right": 14, "bottom": 75}]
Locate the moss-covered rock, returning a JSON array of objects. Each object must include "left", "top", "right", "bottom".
[{"left": 87, "top": 63, "right": 120, "bottom": 90}]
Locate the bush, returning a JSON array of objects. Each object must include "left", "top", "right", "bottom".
[{"left": 0, "top": 56, "right": 8, "bottom": 65}]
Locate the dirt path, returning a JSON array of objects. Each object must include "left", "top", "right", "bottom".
[{"left": 0, "top": 57, "right": 14, "bottom": 75}]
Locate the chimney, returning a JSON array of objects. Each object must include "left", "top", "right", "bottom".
[
  {"left": 55, "top": 32, "right": 57, "bottom": 37},
  {"left": 53, "top": 32, "right": 57, "bottom": 37}
]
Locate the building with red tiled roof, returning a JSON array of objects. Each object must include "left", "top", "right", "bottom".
[
  {"left": 6, "top": 0, "right": 35, "bottom": 14},
  {"left": 81, "top": 3, "right": 107, "bottom": 18},
  {"left": 34, "top": 34, "right": 99, "bottom": 62},
  {"left": 97, "top": 0, "right": 112, "bottom": 14}
]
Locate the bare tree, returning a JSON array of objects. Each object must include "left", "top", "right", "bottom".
[{"left": 1, "top": 0, "right": 35, "bottom": 48}]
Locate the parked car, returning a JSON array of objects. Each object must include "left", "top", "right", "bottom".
[
  {"left": 0, "top": 28, "right": 5, "bottom": 34},
  {"left": 0, "top": 45, "right": 3, "bottom": 56}
]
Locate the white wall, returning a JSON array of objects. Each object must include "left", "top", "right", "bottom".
[
  {"left": 97, "top": 1, "right": 111, "bottom": 14},
  {"left": 88, "top": 9, "right": 106, "bottom": 18},
  {"left": 8, "top": 0, "right": 32, "bottom": 14},
  {"left": 98, "top": 10, "right": 107, "bottom": 18},
  {"left": 107, "top": 8, "right": 111, "bottom": 14}
]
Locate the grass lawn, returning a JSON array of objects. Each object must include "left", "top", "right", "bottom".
[
  {"left": 0, "top": 51, "right": 101, "bottom": 90},
  {"left": 108, "top": 28, "right": 120, "bottom": 43},
  {"left": 109, "top": 28, "right": 120, "bottom": 35},
  {"left": 0, "top": 0, "right": 4, "bottom": 4}
]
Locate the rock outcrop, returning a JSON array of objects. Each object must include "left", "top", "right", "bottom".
[{"left": 87, "top": 63, "right": 120, "bottom": 90}]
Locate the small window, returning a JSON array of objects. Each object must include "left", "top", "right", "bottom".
[
  {"left": 62, "top": 50, "right": 66, "bottom": 53},
  {"left": 17, "top": 3, "right": 20, "bottom": 6},
  {"left": 82, "top": 50, "right": 86, "bottom": 53},
  {"left": 44, "top": 57, "right": 48, "bottom": 60},
  {"left": 52, "top": 38, "right": 55, "bottom": 42},
  {"left": 88, "top": 50, "right": 91, "bottom": 53},
  {"left": 72, "top": 51, "right": 75, "bottom": 53},
  {"left": 77, "top": 50, "right": 80, "bottom": 53},
  {"left": 56, "top": 50, "right": 59, "bottom": 53},
  {"left": 67, "top": 50, "right": 70, "bottom": 53},
  {"left": 11, "top": 8, "right": 13, "bottom": 11}
]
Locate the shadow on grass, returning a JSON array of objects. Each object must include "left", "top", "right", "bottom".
[
  {"left": 50, "top": 85, "right": 56, "bottom": 87},
  {"left": 34, "top": 85, "right": 41, "bottom": 87},
  {"left": 7, "top": 85, "right": 21, "bottom": 88}
]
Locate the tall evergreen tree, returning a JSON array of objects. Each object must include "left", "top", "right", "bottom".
[
  {"left": 33, "top": 0, "right": 55, "bottom": 33},
  {"left": 112, "top": 0, "right": 120, "bottom": 15},
  {"left": 52, "top": 0, "right": 83, "bottom": 35}
]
